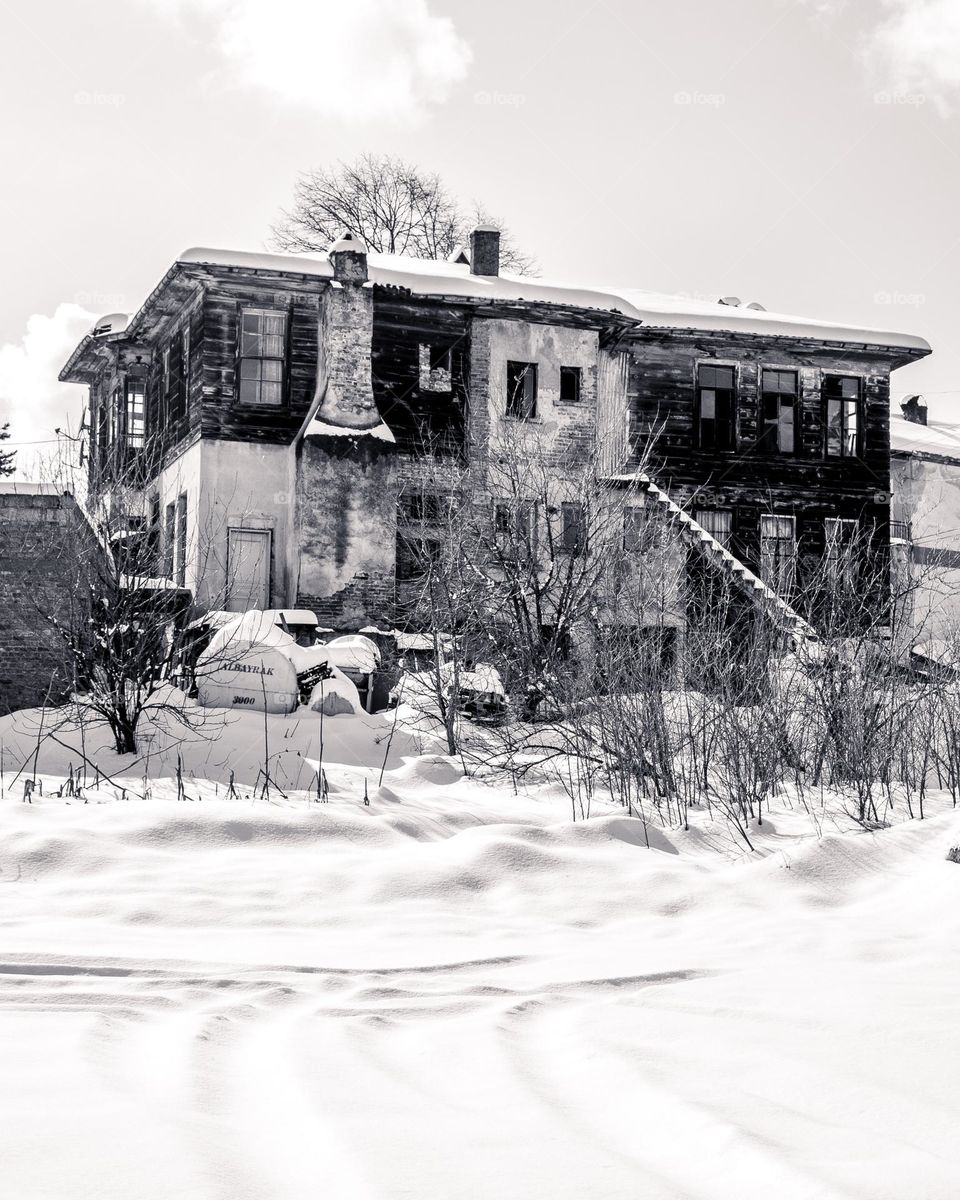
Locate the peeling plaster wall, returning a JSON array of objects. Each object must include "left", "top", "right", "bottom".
[
  {"left": 295, "top": 433, "right": 397, "bottom": 629},
  {"left": 891, "top": 454, "right": 960, "bottom": 637}
]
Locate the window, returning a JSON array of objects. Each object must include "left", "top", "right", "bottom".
[
  {"left": 696, "top": 364, "right": 736, "bottom": 451},
  {"left": 559, "top": 366, "right": 582, "bottom": 403},
  {"left": 760, "top": 514, "right": 796, "bottom": 594},
  {"left": 559, "top": 502, "right": 585, "bottom": 554},
  {"left": 418, "top": 344, "right": 453, "bottom": 392},
  {"left": 623, "top": 503, "right": 647, "bottom": 552},
  {"left": 494, "top": 499, "right": 536, "bottom": 554},
  {"left": 825, "top": 518, "right": 860, "bottom": 589},
  {"left": 760, "top": 369, "right": 798, "bottom": 453},
  {"left": 824, "top": 375, "right": 860, "bottom": 458},
  {"left": 148, "top": 496, "right": 161, "bottom": 572},
  {"left": 506, "top": 361, "right": 537, "bottom": 419},
  {"left": 890, "top": 520, "right": 912, "bottom": 543},
  {"left": 164, "top": 502, "right": 175, "bottom": 579},
  {"left": 175, "top": 493, "right": 188, "bottom": 588},
  {"left": 125, "top": 380, "right": 146, "bottom": 449},
  {"left": 238, "top": 308, "right": 286, "bottom": 405},
  {"left": 694, "top": 508, "right": 733, "bottom": 547},
  {"left": 401, "top": 492, "right": 447, "bottom": 523}
]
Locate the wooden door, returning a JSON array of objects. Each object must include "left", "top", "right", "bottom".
[{"left": 226, "top": 528, "right": 271, "bottom": 612}]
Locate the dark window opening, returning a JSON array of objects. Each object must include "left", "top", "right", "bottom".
[
  {"left": 696, "top": 364, "right": 736, "bottom": 451},
  {"left": 238, "top": 308, "right": 285, "bottom": 405},
  {"left": 164, "top": 502, "right": 175, "bottom": 579},
  {"left": 759, "top": 369, "right": 798, "bottom": 454},
  {"left": 824, "top": 375, "right": 860, "bottom": 458},
  {"left": 401, "top": 492, "right": 447, "bottom": 523},
  {"left": 175, "top": 493, "right": 188, "bottom": 588},
  {"left": 559, "top": 366, "right": 582, "bottom": 403},
  {"left": 559, "top": 501, "right": 585, "bottom": 554},
  {"left": 148, "top": 496, "right": 161, "bottom": 573},
  {"left": 506, "top": 361, "right": 538, "bottom": 419}
]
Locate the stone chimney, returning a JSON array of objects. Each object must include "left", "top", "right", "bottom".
[
  {"left": 329, "top": 230, "right": 368, "bottom": 284},
  {"left": 901, "top": 394, "right": 928, "bottom": 426},
  {"left": 469, "top": 226, "right": 501, "bottom": 277},
  {"left": 314, "top": 230, "right": 377, "bottom": 429}
]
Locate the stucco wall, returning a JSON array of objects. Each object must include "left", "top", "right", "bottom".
[
  {"left": 892, "top": 453, "right": 960, "bottom": 638},
  {"left": 295, "top": 432, "right": 397, "bottom": 628}
]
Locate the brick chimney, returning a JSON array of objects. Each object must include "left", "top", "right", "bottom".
[
  {"left": 329, "top": 230, "right": 368, "bottom": 284},
  {"left": 470, "top": 226, "right": 501, "bottom": 277},
  {"left": 901, "top": 394, "right": 928, "bottom": 426},
  {"left": 314, "top": 230, "right": 377, "bottom": 428}
]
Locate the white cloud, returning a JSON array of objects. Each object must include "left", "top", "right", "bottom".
[
  {"left": 146, "top": 0, "right": 472, "bottom": 121},
  {"left": 0, "top": 304, "right": 94, "bottom": 481},
  {"left": 866, "top": 0, "right": 960, "bottom": 112}
]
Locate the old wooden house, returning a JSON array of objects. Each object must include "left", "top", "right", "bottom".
[{"left": 60, "top": 228, "right": 930, "bottom": 643}]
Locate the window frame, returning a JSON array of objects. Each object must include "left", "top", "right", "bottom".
[
  {"left": 237, "top": 306, "right": 287, "bottom": 407},
  {"left": 559, "top": 501, "right": 585, "bottom": 555},
  {"left": 124, "top": 378, "right": 146, "bottom": 450},
  {"left": 823, "top": 373, "right": 862, "bottom": 459},
  {"left": 506, "top": 360, "right": 538, "bottom": 420},
  {"left": 759, "top": 367, "right": 799, "bottom": 455},
  {"left": 695, "top": 361, "right": 737, "bottom": 452},
  {"left": 175, "top": 492, "right": 188, "bottom": 588},
  {"left": 760, "top": 513, "right": 797, "bottom": 594},
  {"left": 694, "top": 507, "right": 734, "bottom": 547},
  {"left": 559, "top": 365, "right": 582, "bottom": 404}
]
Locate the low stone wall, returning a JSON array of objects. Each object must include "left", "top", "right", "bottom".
[{"left": 0, "top": 488, "right": 93, "bottom": 714}]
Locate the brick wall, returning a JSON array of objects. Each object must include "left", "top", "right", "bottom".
[{"left": 0, "top": 490, "right": 96, "bottom": 714}]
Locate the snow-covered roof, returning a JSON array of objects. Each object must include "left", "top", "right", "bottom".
[
  {"left": 0, "top": 482, "right": 65, "bottom": 496},
  {"left": 890, "top": 415, "right": 960, "bottom": 460},
  {"left": 177, "top": 246, "right": 930, "bottom": 352}
]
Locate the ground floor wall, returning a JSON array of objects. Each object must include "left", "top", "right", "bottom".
[
  {"left": 0, "top": 488, "right": 97, "bottom": 713},
  {"left": 891, "top": 453, "right": 960, "bottom": 640}
]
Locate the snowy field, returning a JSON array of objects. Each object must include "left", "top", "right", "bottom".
[{"left": 1, "top": 702, "right": 959, "bottom": 1199}]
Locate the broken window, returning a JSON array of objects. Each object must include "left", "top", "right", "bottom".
[
  {"left": 559, "top": 366, "right": 582, "bottom": 403},
  {"left": 238, "top": 308, "right": 285, "bottom": 405},
  {"left": 760, "top": 514, "right": 796, "bottom": 594},
  {"left": 559, "top": 501, "right": 585, "bottom": 554},
  {"left": 694, "top": 508, "right": 733, "bottom": 547},
  {"left": 125, "top": 380, "right": 145, "bottom": 450},
  {"left": 506, "top": 361, "right": 537, "bottom": 419},
  {"left": 823, "top": 375, "right": 860, "bottom": 458},
  {"left": 696, "top": 364, "right": 736, "bottom": 451},
  {"left": 418, "top": 343, "right": 453, "bottom": 392},
  {"left": 401, "top": 492, "right": 448, "bottom": 523},
  {"left": 759, "top": 369, "right": 798, "bottom": 454}
]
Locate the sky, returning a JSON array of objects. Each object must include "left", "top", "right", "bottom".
[{"left": 1, "top": 0, "right": 958, "bottom": 475}]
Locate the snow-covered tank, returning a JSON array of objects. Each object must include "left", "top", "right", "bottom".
[{"left": 196, "top": 611, "right": 360, "bottom": 716}]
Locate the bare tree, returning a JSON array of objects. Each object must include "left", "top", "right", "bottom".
[
  {"left": 0, "top": 423, "right": 15, "bottom": 476},
  {"left": 271, "top": 153, "right": 537, "bottom": 275}
]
